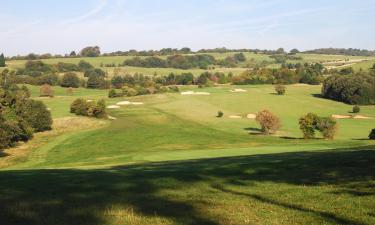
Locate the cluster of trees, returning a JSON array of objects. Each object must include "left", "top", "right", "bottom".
[
  {"left": 108, "top": 85, "right": 179, "bottom": 98},
  {"left": 105, "top": 48, "right": 192, "bottom": 57},
  {"left": 299, "top": 113, "right": 337, "bottom": 139},
  {"left": 122, "top": 53, "right": 250, "bottom": 70},
  {"left": 304, "top": 48, "right": 375, "bottom": 56},
  {"left": 5, "top": 60, "right": 110, "bottom": 89},
  {"left": 253, "top": 110, "right": 338, "bottom": 139},
  {"left": 80, "top": 46, "right": 101, "bottom": 57},
  {"left": 0, "top": 85, "right": 52, "bottom": 150},
  {"left": 110, "top": 71, "right": 231, "bottom": 90},
  {"left": 123, "top": 54, "right": 217, "bottom": 69},
  {"left": 70, "top": 98, "right": 106, "bottom": 118},
  {"left": 322, "top": 72, "right": 375, "bottom": 105},
  {"left": 232, "top": 63, "right": 325, "bottom": 85},
  {"left": 7, "top": 46, "right": 100, "bottom": 60}
]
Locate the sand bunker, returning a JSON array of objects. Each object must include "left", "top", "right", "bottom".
[
  {"left": 229, "top": 115, "right": 242, "bottom": 119},
  {"left": 46, "top": 108, "right": 51, "bottom": 111},
  {"left": 116, "top": 101, "right": 131, "bottom": 105},
  {"left": 107, "top": 105, "right": 120, "bottom": 109},
  {"left": 332, "top": 114, "right": 372, "bottom": 119},
  {"left": 86, "top": 100, "right": 93, "bottom": 102},
  {"left": 332, "top": 115, "right": 351, "bottom": 119},
  {"left": 353, "top": 115, "right": 372, "bottom": 119},
  {"left": 131, "top": 102, "right": 144, "bottom": 105},
  {"left": 116, "top": 101, "right": 144, "bottom": 106},
  {"left": 181, "top": 91, "right": 210, "bottom": 95},
  {"left": 107, "top": 115, "right": 117, "bottom": 120},
  {"left": 230, "top": 88, "right": 247, "bottom": 93},
  {"left": 246, "top": 114, "right": 256, "bottom": 119}
]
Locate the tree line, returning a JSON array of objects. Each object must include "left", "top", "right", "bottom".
[
  {"left": 322, "top": 69, "right": 375, "bottom": 105},
  {"left": 304, "top": 48, "right": 375, "bottom": 56}
]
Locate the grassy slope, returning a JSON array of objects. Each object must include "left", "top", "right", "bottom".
[
  {"left": 5, "top": 84, "right": 374, "bottom": 169},
  {"left": 0, "top": 84, "right": 374, "bottom": 225}
]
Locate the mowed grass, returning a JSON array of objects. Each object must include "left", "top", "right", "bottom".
[{"left": 0, "top": 84, "right": 374, "bottom": 224}]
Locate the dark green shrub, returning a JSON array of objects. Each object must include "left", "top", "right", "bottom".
[
  {"left": 61, "top": 72, "right": 80, "bottom": 88},
  {"left": 70, "top": 98, "right": 87, "bottom": 115},
  {"left": 78, "top": 60, "right": 94, "bottom": 72},
  {"left": 369, "top": 129, "right": 375, "bottom": 140},
  {"left": 322, "top": 74, "right": 375, "bottom": 105},
  {"left": 352, "top": 105, "right": 360, "bottom": 113},
  {"left": 217, "top": 111, "right": 224, "bottom": 118},
  {"left": 16, "top": 99, "right": 52, "bottom": 132},
  {"left": 108, "top": 89, "right": 118, "bottom": 98},
  {"left": 87, "top": 75, "right": 107, "bottom": 89},
  {"left": 36, "top": 74, "right": 59, "bottom": 86},
  {"left": 70, "top": 98, "right": 107, "bottom": 118}
]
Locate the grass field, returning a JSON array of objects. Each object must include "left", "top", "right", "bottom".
[
  {"left": 0, "top": 84, "right": 374, "bottom": 224},
  {"left": 4, "top": 52, "right": 375, "bottom": 77}
]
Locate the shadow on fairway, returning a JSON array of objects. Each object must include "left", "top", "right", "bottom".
[{"left": 0, "top": 146, "right": 374, "bottom": 225}]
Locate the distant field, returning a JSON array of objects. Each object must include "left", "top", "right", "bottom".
[{"left": 5, "top": 52, "right": 375, "bottom": 77}]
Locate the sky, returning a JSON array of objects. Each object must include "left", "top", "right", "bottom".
[{"left": 1, "top": 0, "right": 374, "bottom": 56}]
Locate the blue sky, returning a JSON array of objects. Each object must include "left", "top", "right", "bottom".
[{"left": 1, "top": 0, "right": 374, "bottom": 55}]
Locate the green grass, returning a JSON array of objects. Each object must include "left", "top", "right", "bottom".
[{"left": 0, "top": 84, "right": 374, "bottom": 224}]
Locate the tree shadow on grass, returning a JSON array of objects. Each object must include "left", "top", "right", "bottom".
[
  {"left": 0, "top": 146, "right": 374, "bottom": 225},
  {"left": 212, "top": 185, "right": 368, "bottom": 225},
  {"left": 243, "top": 127, "right": 263, "bottom": 135}
]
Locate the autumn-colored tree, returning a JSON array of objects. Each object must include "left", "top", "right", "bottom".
[
  {"left": 39, "top": 84, "right": 54, "bottom": 97},
  {"left": 256, "top": 110, "right": 281, "bottom": 135}
]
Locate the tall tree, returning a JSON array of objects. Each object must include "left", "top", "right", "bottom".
[{"left": 0, "top": 53, "right": 6, "bottom": 67}]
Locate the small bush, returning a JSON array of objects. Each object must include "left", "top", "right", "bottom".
[
  {"left": 275, "top": 84, "right": 286, "bottom": 95},
  {"left": 352, "top": 105, "right": 360, "bottom": 113},
  {"left": 299, "top": 113, "right": 338, "bottom": 139},
  {"left": 108, "top": 89, "right": 118, "bottom": 98},
  {"left": 217, "top": 111, "right": 224, "bottom": 118},
  {"left": 299, "top": 113, "right": 319, "bottom": 139},
  {"left": 369, "top": 129, "right": 375, "bottom": 140},
  {"left": 61, "top": 72, "right": 80, "bottom": 88},
  {"left": 39, "top": 84, "right": 54, "bottom": 97},
  {"left": 70, "top": 98, "right": 107, "bottom": 118},
  {"left": 256, "top": 110, "right": 281, "bottom": 135},
  {"left": 317, "top": 117, "right": 337, "bottom": 140}
]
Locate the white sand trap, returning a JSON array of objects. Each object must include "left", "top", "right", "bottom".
[
  {"left": 130, "top": 102, "right": 144, "bottom": 105},
  {"left": 86, "top": 100, "right": 93, "bottom": 102},
  {"left": 107, "top": 105, "right": 120, "bottom": 109},
  {"left": 229, "top": 115, "right": 242, "bottom": 119},
  {"left": 230, "top": 88, "right": 247, "bottom": 93},
  {"left": 247, "top": 114, "right": 256, "bottom": 119},
  {"left": 332, "top": 115, "right": 351, "bottom": 119},
  {"left": 47, "top": 108, "right": 51, "bottom": 111},
  {"left": 354, "top": 115, "right": 371, "bottom": 119},
  {"left": 107, "top": 115, "right": 117, "bottom": 120},
  {"left": 116, "top": 101, "right": 131, "bottom": 106},
  {"left": 181, "top": 91, "right": 210, "bottom": 95}
]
